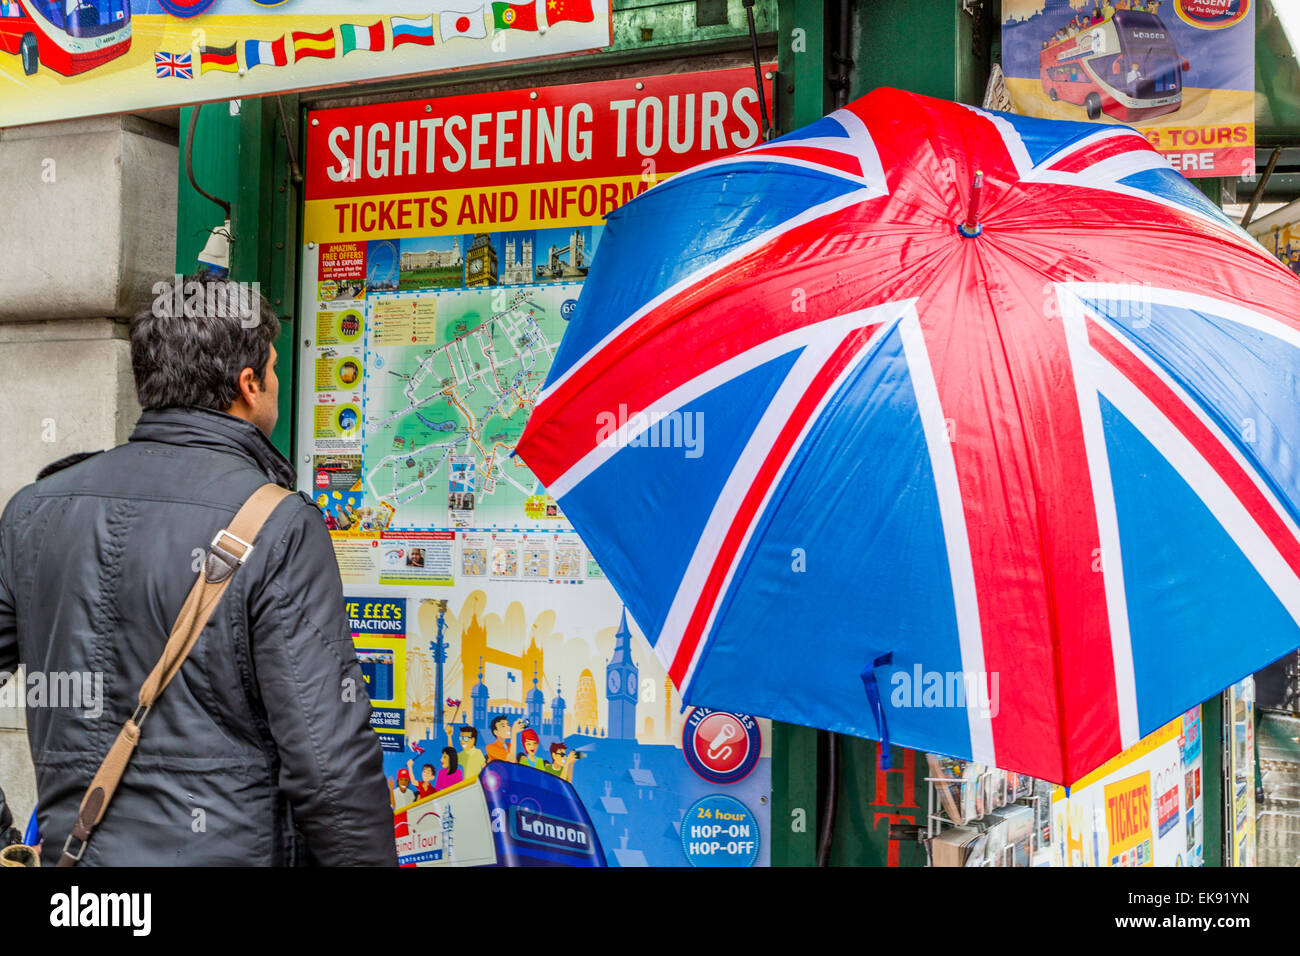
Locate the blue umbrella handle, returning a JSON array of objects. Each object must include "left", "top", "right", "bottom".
[
  {"left": 861, "top": 653, "right": 894, "bottom": 770},
  {"left": 23, "top": 806, "right": 39, "bottom": 847}
]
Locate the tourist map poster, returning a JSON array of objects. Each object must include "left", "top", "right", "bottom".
[{"left": 298, "top": 67, "right": 777, "bottom": 866}]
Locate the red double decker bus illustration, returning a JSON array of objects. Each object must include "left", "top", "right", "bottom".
[
  {"left": 1040, "top": 10, "right": 1187, "bottom": 123},
  {"left": 0, "top": 0, "right": 131, "bottom": 76}
]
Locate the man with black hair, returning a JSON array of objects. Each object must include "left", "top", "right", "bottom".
[
  {"left": 445, "top": 723, "right": 485, "bottom": 780},
  {"left": 485, "top": 714, "right": 526, "bottom": 763},
  {"left": 0, "top": 272, "right": 396, "bottom": 866}
]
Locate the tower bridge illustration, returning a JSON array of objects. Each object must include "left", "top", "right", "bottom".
[
  {"left": 406, "top": 601, "right": 645, "bottom": 750},
  {"left": 535, "top": 229, "right": 589, "bottom": 281}
]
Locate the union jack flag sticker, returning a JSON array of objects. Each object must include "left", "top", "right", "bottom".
[{"left": 154, "top": 52, "right": 193, "bottom": 79}]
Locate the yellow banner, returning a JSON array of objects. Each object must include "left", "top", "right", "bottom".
[
  {"left": 304, "top": 174, "right": 667, "bottom": 243},
  {"left": 1104, "top": 770, "right": 1153, "bottom": 865},
  {"left": 1139, "top": 120, "right": 1253, "bottom": 151}
]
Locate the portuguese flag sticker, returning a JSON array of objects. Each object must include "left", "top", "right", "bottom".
[{"left": 493, "top": 1, "right": 539, "bottom": 30}]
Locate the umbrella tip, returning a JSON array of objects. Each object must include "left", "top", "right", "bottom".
[{"left": 957, "top": 170, "right": 985, "bottom": 239}]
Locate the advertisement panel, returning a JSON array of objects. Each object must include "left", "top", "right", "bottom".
[
  {"left": 1000, "top": 0, "right": 1255, "bottom": 177},
  {"left": 1051, "top": 709, "right": 1204, "bottom": 866},
  {"left": 1262, "top": 219, "right": 1300, "bottom": 277},
  {"left": 298, "top": 66, "right": 776, "bottom": 867},
  {"left": 0, "top": 0, "right": 611, "bottom": 127},
  {"left": 1227, "top": 677, "right": 1256, "bottom": 866}
]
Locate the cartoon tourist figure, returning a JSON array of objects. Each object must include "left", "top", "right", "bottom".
[
  {"left": 545, "top": 742, "right": 580, "bottom": 782},
  {"left": 485, "top": 715, "right": 526, "bottom": 763},
  {"left": 435, "top": 747, "right": 464, "bottom": 791},
  {"left": 407, "top": 758, "right": 437, "bottom": 798},
  {"left": 391, "top": 768, "right": 418, "bottom": 809},
  {"left": 444, "top": 723, "right": 485, "bottom": 779},
  {"left": 516, "top": 729, "right": 547, "bottom": 770}
]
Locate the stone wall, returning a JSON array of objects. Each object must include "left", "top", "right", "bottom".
[{"left": 0, "top": 113, "right": 176, "bottom": 836}]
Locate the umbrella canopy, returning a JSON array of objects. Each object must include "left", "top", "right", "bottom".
[{"left": 516, "top": 88, "right": 1300, "bottom": 785}]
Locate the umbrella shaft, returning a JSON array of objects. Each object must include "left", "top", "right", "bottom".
[{"left": 960, "top": 171, "right": 985, "bottom": 237}]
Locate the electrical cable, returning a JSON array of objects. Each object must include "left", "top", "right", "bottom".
[
  {"left": 741, "top": 0, "right": 773, "bottom": 140},
  {"left": 816, "top": 731, "right": 840, "bottom": 866},
  {"left": 185, "top": 102, "right": 232, "bottom": 220},
  {"left": 1241, "top": 146, "right": 1282, "bottom": 229},
  {"left": 276, "top": 95, "right": 305, "bottom": 186},
  {"left": 835, "top": 0, "right": 852, "bottom": 108}
]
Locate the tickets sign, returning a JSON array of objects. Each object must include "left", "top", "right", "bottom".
[
  {"left": 1051, "top": 712, "right": 1204, "bottom": 867},
  {"left": 1104, "top": 771, "right": 1153, "bottom": 865},
  {"left": 0, "top": 0, "right": 611, "bottom": 127}
]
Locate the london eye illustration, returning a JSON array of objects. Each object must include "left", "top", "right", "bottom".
[{"left": 367, "top": 240, "right": 400, "bottom": 292}]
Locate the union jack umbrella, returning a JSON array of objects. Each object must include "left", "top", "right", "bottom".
[{"left": 515, "top": 88, "right": 1300, "bottom": 785}]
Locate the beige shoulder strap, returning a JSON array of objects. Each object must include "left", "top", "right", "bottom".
[{"left": 58, "top": 483, "right": 293, "bottom": 867}]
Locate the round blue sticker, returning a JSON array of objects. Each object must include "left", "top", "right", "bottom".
[
  {"left": 682, "top": 708, "right": 761, "bottom": 785},
  {"left": 156, "top": 0, "right": 216, "bottom": 17},
  {"left": 681, "top": 795, "right": 760, "bottom": 867},
  {"left": 560, "top": 299, "right": 578, "bottom": 321}
]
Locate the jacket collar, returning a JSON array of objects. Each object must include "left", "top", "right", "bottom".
[{"left": 129, "top": 406, "right": 297, "bottom": 488}]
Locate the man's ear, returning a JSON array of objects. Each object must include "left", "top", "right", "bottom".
[{"left": 237, "top": 365, "right": 263, "bottom": 404}]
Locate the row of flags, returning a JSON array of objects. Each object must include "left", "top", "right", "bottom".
[{"left": 154, "top": 0, "right": 595, "bottom": 78}]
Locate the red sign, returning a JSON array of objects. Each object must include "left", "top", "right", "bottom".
[
  {"left": 689, "top": 711, "right": 750, "bottom": 775},
  {"left": 1156, "top": 785, "right": 1179, "bottom": 835},
  {"left": 319, "top": 242, "right": 366, "bottom": 280},
  {"left": 305, "top": 67, "right": 774, "bottom": 202}
]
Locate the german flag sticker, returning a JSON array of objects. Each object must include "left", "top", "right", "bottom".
[{"left": 199, "top": 43, "right": 238, "bottom": 73}]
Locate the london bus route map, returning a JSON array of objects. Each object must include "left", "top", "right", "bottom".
[{"left": 363, "top": 283, "right": 580, "bottom": 531}]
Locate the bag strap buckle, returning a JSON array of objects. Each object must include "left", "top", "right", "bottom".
[
  {"left": 210, "top": 528, "right": 254, "bottom": 565},
  {"left": 61, "top": 832, "right": 87, "bottom": 864},
  {"left": 205, "top": 529, "right": 255, "bottom": 582}
]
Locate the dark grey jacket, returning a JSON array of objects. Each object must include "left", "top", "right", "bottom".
[{"left": 0, "top": 406, "right": 396, "bottom": 866}]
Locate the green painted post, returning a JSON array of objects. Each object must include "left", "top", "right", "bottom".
[
  {"left": 1202, "top": 694, "right": 1224, "bottom": 867},
  {"left": 848, "top": 0, "right": 991, "bottom": 105},
  {"left": 773, "top": 0, "right": 998, "bottom": 870},
  {"left": 174, "top": 100, "right": 298, "bottom": 458},
  {"left": 231, "top": 96, "right": 301, "bottom": 460},
  {"left": 175, "top": 103, "right": 240, "bottom": 274},
  {"left": 828, "top": 741, "right": 930, "bottom": 866},
  {"left": 768, "top": 0, "right": 826, "bottom": 868},
  {"left": 777, "top": 0, "right": 830, "bottom": 131}
]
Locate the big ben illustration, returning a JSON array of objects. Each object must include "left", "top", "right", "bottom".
[
  {"left": 605, "top": 608, "right": 638, "bottom": 740},
  {"left": 465, "top": 233, "right": 498, "bottom": 287}
]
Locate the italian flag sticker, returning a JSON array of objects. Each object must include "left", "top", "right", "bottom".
[{"left": 340, "top": 21, "right": 386, "bottom": 55}]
